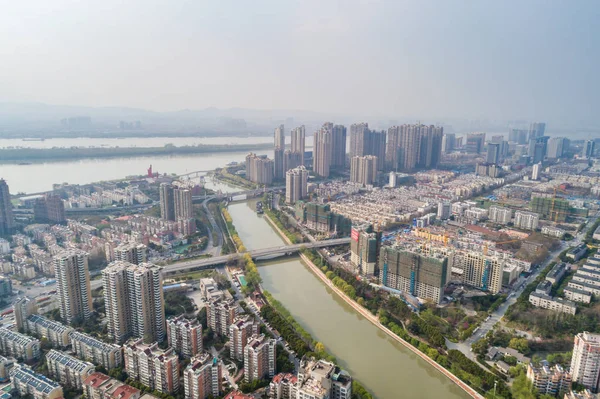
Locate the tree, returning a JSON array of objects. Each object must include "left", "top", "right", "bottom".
[
  {"left": 509, "top": 338, "right": 530, "bottom": 355},
  {"left": 315, "top": 342, "right": 326, "bottom": 354},
  {"left": 511, "top": 373, "right": 535, "bottom": 399}
]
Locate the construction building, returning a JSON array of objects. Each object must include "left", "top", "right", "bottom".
[
  {"left": 449, "top": 251, "right": 504, "bottom": 294},
  {"left": 350, "top": 225, "right": 382, "bottom": 277},
  {"left": 531, "top": 196, "right": 570, "bottom": 223}
]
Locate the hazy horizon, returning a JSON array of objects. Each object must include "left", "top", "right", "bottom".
[{"left": 1, "top": 1, "right": 599, "bottom": 126}]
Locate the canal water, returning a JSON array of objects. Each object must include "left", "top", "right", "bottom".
[{"left": 228, "top": 200, "right": 470, "bottom": 399}]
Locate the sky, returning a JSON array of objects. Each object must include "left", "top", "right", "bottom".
[{"left": 0, "top": 0, "right": 599, "bottom": 125}]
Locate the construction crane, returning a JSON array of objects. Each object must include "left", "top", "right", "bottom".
[{"left": 551, "top": 187, "right": 570, "bottom": 223}]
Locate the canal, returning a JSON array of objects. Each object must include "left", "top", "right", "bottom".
[{"left": 227, "top": 200, "right": 470, "bottom": 399}]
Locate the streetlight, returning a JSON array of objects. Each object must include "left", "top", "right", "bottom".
[{"left": 493, "top": 380, "right": 497, "bottom": 398}]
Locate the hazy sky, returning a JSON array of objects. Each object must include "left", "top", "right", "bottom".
[{"left": 1, "top": 1, "right": 598, "bottom": 124}]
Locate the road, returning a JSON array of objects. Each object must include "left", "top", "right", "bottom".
[
  {"left": 449, "top": 212, "right": 599, "bottom": 359},
  {"left": 202, "top": 198, "right": 223, "bottom": 257}
]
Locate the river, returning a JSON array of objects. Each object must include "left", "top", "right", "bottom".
[{"left": 227, "top": 200, "right": 470, "bottom": 399}]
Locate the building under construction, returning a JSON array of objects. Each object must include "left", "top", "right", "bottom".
[
  {"left": 531, "top": 196, "right": 570, "bottom": 223},
  {"left": 350, "top": 224, "right": 382, "bottom": 277}
]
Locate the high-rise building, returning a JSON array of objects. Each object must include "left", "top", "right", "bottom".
[
  {"left": 331, "top": 124, "right": 347, "bottom": 169},
  {"left": 509, "top": 128, "right": 529, "bottom": 145},
  {"left": 296, "top": 358, "right": 352, "bottom": 399},
  {"left": 387, "top": 124, "right": 443, "bottom": 171},
  {"left": 514, "top": 211, "right": 540, "bottom": 231},
  {"left": 124, "top": 338, "right": 179, "bottom": 394},
  {"left": 206, "top": 298, "right": 237, "bottom": 336},
  {"left": 488, "top": 206, "right": 512, "bottom": 225},
  {"left": 166, "top": 315, "right": 203, "bottom": 358},
  {"left": 114, "top": 243, "right": 148, "bottom": 265},
  {"left": 285, "top": 166, "right": 308, "bottom": 204},
  {"left": 245, "top": 153, "right": 274, "bottom": 185},
  {"left": 486, "top": 143, "right": 500, "bottom": 164},
  {"left": 13, "top": 297, "right": 37, "bottom": 332},
  {"left": 283, "top": 150, "right": 302, "bottom": 173},
  {"left": 529, "top": 122, "right": 546, "bottom": 140},
  {"left": 102, "top": 261, "right": 165, "bottom": 344},
  {"left": 466, "top": 133, "right": 486, "bottom": 154},
  {"left": 350, "top": 156, "right": 378, "bottom": 186},
  {"left": 379, "top": 245, "right": 449, "bottom": 304},
  {"left": 437, "top": 202, "right": 451, "bottom": 220},
  {"left": 274, "top": 125, "right": 285, "bottom": 179},
  {"left": 184, "top": 353, "right": 222, "bottom": 399},
  {"left": 0, "top": 179, "right": 14, "bottom": 236},
  {"left": 159, "top": 183, "right": 175, "bottom": 221},
  {"left": 532, "top": 162, "right": 541, "bottom": 180},
  {"left": 571, "top": 332, "right": 600, "bottom": 392},
  {"left": 54, "top": 251, "right": 92, "bottom": 324},
  {"left": 527, "top": 361, "right": 572, "bottom": 397},
  {"left": 244, "top": 334, "right": 276, "bottom": 383},
  {"left": 449, "top": 251, "right": 503, "bottom": 294},
  {"left": 290, "top": 126, "right": 306, "bottom": 166},
  {"left": 441, "top": 133, "right": 456, "bottom": 154},
  {"left": 583, "top": 140, "right": 596, "bottom": 159},
  {"left": 547, "top": 137, "right": 569, "bottom": 159},
  {"left": 528, "top": 136, "right": 549, "bottom": 163},
  {"left": 34, "top": 195, "right": 66, "bottom": 224},
  {"left": 531, "top": 196, "right": 570, "bottom": 223},
  {"left": 313, "top": 127, "right": 333, "bottom": 178},
  {"left": 350, "top": 123, "right": 385, "bottom": 169},
  {"left": 46, "top": 349, "right": 95, "bottom": 389},
  {"left": 174, "top": 188, "right": 193, "bottom": 220},
  {"left": 229, "top": 315, "right": 259, "bottom": 361},
  {"left": 350, "top": 225, "right": 382, "bottom": 277}
]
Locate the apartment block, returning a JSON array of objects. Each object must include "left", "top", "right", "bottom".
[
  {"left": 564, "top": 287, "right": 593, "bottom": 304},
  {"left": 350, "top": 225, "right": 382, "bottom": 277},
  {"left": 0, "top": 179, "right": 15, "bottom": 236},
  {"left": 124, "top": 338, "right": 179, "bottom": 394},
  {"left": 10, "top": 364, "right": 63, "bottom": 399},
  {"left": 296, "top": 358, "right": 352, "bottom": 399},
  {"left": 13, "top": 296, "right": 37, "bottom": 332},
  {"left": 26, "top": 314, "right": 74, "bottom": 348},
  {"left": 103, "top": 261, "right": 165, "bottom": 344},
  {"left": 229, "top": 314, "right": 259, "bottom": 361},
  {"left": 571, "top": 332, "right": 600, "bottom": 392},
  {"left": 244, "top": 334, "right": 276, "bottom": 383},
  {"left": 488, "top": 206, "right": 512, "bottom": 225},
  {"left": 166, "top": 315, "right": 202, "bottom": 358},
  {"left": 386, "top": 124, "right": 442, "bottom": 171},
  {"left": 379, "top": 245, "right": 449, "bottom": 304},
  {"left": 350, "top": 155, "right": 378, "bottom": 186},
  {"left": 526, "top": 361, "right": 571, "bottom": 397},
  {"left": 285, "top": 166, "right": 308, "bottom": 204},
  {"left": 114, "top": 243, "right": 148, "bottom": 265},
  {"left": 0, "top": 327, "right": 41, "bottom": 361},
  {"left": 541, "top": 226, "right": 566, "bottom": 239},
  {"left": 69, "top": 331, "right": 122, "bottom": 370},
  {"left": 313, "top": 127, "right": 333, "bottom": 178},
  {"left": 46, "top": 349, "right": 95, "bottom": 389},
  {"left": 290, "top": 126, "right": 306, "bottom": 166},
  {"left": 449, "top": 251, "right": 504, "bottom": 294},
  {"left": 83, "top": 372, "right": 142, "bottom": 399},
  {"left": 529, "top": 292, "right": 576, "bottom": 315},
  {"left": 183, "top": 352, "right": 222, "bottom": 399},
  {"left": 34, "top": 195, "right": 66, "bottom": 224},
  {"left": 246, "top": 153, "right": 274, "bottom": 185},
  {"left": 207, "top": 298, "right": 237, "bottom": 336},
  {"left": 54, "top": 250, "right": 93, "bottom": 324},
  {"left": 514, "top": 211, "right": 540, "bottom": 231}
]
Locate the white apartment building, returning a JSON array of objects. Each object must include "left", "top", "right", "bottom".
[
  {"left": 571, "top": 332, "right": 600, "bottom": 392},
  {"left": 11, "top": 364, "right": 63, "bottom": 399},
  {"left": 488, "top": 206, "right": 512, "bottom": 225},
  {"left": 244, "top": 334, "right": 276, "bottom": 383},
  {"left": 54, "top": 250, "right": 93, "bottom": 324},
  {"left": 0, "top": 327, "right": 41, "bottom": 361},
  {"left": 541, "top": 226, "right": 566, "bottom": 239},
  {"left": 529, "top": 292, "right": 576, "bottom": 315},
  {"left": 285, "top": 166, "right": 308, "bottom": 204},
  {"left": 166, "top": 315, "right": 203, "bottom": 358},
  {"left": 26, "top": 314, "right": 74, "bottom": 348},
  {"left": 46, "top": 349, "right": 95, "bottom": 389},
  {"left": 69, "top": 331, "right": 122, "bottom": 370},
  {"left": 514, "top": 211, "right": 540, "bottom": 231}
]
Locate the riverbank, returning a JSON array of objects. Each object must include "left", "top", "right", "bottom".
[
  {"left": 0, "top": 143, "right": 273, "bottom": 163},
  {"left": 263, "top": 213, "right": 484, "bottom": 399}
]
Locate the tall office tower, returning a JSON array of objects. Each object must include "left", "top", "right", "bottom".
[
  {"left": 102, "top": 261, "right": 165, "bottom": 344},
  {"left": 379, "top": 245, "right": 449, "bottom": 304},
  {"left": 418, "top": 125, "right": 443, "bottom": 169},
  {"left": 273, "top": 124, "right": 285, "bottom": 179},
  {"left": 571, "top": 332, "right": 600, "bottom": 392},
  {"left": 509, "top": 128, "right": 529, "bottom": 144},
  {"left": 547, "top": 137, "right": 568, "bottom": 159},
  {"left": 528, "top": 122, "right": 546, "bottom": 140},
  {"left": 350, "top": 123, "right": 370, "bottom": 158},
  {"left": 184, "top": 353, "right": 222, "bottom": 399},
  {"left": 449, "top": 251, "right": 503, "bottom": 294},
  {"left": 244, "top": 334, "right": 276, "bottom": 383},
  {"left": 486, "top": 142, "right": 500, "bottom": 164},
  {"left": 13, "top": 297, "right": 37, "bottom": 332},
  {"left": 285, "top": 166, "right": 308, "bottom": 204},
  {"left": 114, "top": 243, "right": 148, "bottom": 265},
  {"left": 54, "top": 251, "right": 92, "bottom": 324},
  {"left": 350, "top": 156, "right": 378, "bottom": 186},
  {"left": 331, "top": 124, "right": 347, "bottom": 169},
  {"left": 245, "top": 153, "right": 274, "bottom": 185},
  {"left": 283, "top": 150, "right": 302, "bottom": 173},
  {"left": 290, "top": 126, "right": 306, "bottom": 165},
  {"left": 206, "top": 298, "right": 236, "bottom": 336},
  {"left": 442, "top": 133, "right": 456, "bottom": 153},
  {"left": 0, "top": 179, "right": 14, "bottom": 236},
  {"left": 124, "top": 339, "right": 179, "bottom": 394},
  {"left": 466, "top": 133, "right": 486, "bottom": 154},
  {"left": 159, "top": 183, "right": 175, "bottom": 221},
  {"left": 33, "top": 195, "right": 66, "bottom": 224},
  {"left": 166, "top": 315, "right": 203, "bottom": 358},
  {"left": 583, "top": 140, "right": 596, "bottom": 159},
  {"left": 229, "top": 314, "right": 259, "bottom": 361},
  {"left": 532, "top": 162, "right": 541, "bottom": 180},
  {"left": 313, "top": 127, "right": 333, "bottom": 177},
  {"left": 350, "top": 225, "right": 382, "bottom": 277}
]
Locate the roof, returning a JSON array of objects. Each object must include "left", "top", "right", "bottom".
[
  {"left": 224, "top": 391, "right": 254, "bottom": 399},
  {"left": 83, "top": 372, "right": 111, "bottom": 388},
  {"left": 109, "top": 384, "right": 140, "bottom": 399}
]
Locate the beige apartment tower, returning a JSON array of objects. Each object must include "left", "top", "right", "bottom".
[{"left": 54, "top": 251, "right": 92, "bottom": 324}]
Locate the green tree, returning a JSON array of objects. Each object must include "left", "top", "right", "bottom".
[
  {"left": 511, "top": 373, "right": 535, "bottom": 399},
  {"left": 509, "top": 337, "right": 530, "bottom": 355}
]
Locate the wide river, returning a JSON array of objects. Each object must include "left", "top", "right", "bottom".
[{"left": 227, "top": 199, "right": 470, "bottom": 399}]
